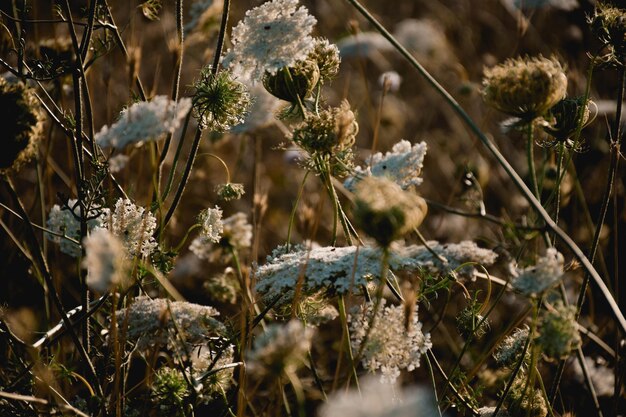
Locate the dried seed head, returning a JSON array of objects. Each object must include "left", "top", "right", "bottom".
[
  {"left": 590, "top": 3, "right": 626, "bottom": 59},
  {"left": 353, "top": 176, "right": 427, "bottom": 247},
  {"left": 482, "top": 56, "right": 567, "bottom": 120},
  {"left": 292, "top": 100, "right": 358, "bottom": 154},
  {"left": 0, "top": 78, "right": 44, "bottom": 174}
]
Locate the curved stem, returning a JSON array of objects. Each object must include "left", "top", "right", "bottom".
[{"left": 345, "top": 0, "right": 626, "bottom": 334}]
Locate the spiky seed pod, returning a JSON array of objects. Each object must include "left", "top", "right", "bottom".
[
  {"left": 353, "top": 176, "right": 427, "bottom": 247},
  {"left": 0, "top": 78, "right": 44, "bottom": 175},
  {"left": 482, "top": 56, "right": 567, "bottom": 121},
  {"left": 263, "top": 59, "right": 320, "bottom": 102},
  {"left": 590, "top": 4, "right": 626, "bottom": 60},
  {"left": 543, "top": 97, "right": 593, "bottom": 142},
  {"left": 192, "top": 68, "right": 251, "bottom": 132}
]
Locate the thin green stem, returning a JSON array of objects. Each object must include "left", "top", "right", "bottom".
[
  {"left": 286, "top": 170, "right": 311, "bottom": 252},
  {"left": 526, "top": 122, "right": 540, "bottom": 201}
]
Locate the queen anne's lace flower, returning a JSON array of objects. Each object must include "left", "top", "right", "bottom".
[
  {"left": 222, "top": 0, "right": 317, "bottom": 81},
  {"left": 494, "top": 326, "right": 530, "bottom": 367},
  {"left": 190, "top": 212, "right": 252, "bottom": 261},
  {"left": 318, "top": 376, "right": 439, "bottom": 417},
  {"left": 198, "top": 206, "right": 224, "bottom": 244},
  {"left": 255, "top": 241, "right": 498, "bottom": 298},
  {"left": 116, "top": 296, "right": 226, "bottom": 351},
  {"left": 83, "top": 228, "right": 129, "bottom": 293},
  {"left": 46, "top": 199, "right": 108, "bottom": 257},
  {"left": 247, "top": 320, "right": 315, "bottom": 376},
  {"left": 104, "top": 198, "right": 158, "bottom": 258},
  {"left": 95, "top": 96, "right": 191, "bottom": 149},
  {"left": 536, "top": 301, "right": 581, "bottom": 360},
  {"left": 510, "top": 248, "right": 564, "bottom": 296},
  {"left": 344, "top": 140, "right": 427, "bottom": 191},
  {"left": 349, "top": 299, "right": 432, "bottom": 383}
]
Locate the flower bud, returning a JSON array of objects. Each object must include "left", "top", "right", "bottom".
[{"left": 263, "top": 59, "right": 320, "bottom": 102}]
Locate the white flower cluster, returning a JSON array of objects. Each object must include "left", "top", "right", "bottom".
[
  {"left": 190, "top": 212, "right": 252, "bottom": 261},
  {"left": 222, "top": 0, "right": 317, "bottom": 81},
  {"left": 83, "top": 228, "right": 128, "bottom": 293},
  {"left": 349, "top": 299, "right": 432, "bottom": 383},
  {"left": 255, "top": 241, "right": 498, "bottom": 297},
  {"left": 104, "top": 198, "right": 158, "bottom": 258},
  {"left": 391, "top": 240, "right": 499, "bottom": 279},
  {"left": 117, "top": 296, "right": 226, "bottom": 351},
  {"left": 198, "top": 206, "right": 224, "bottom": 244},
  {"left": 318, "top": 376, "right": 439, "bottom": 417},
  {"left": 46, "top": 199, "right": 107, "bottom": 257},
  {"left": 344, "top": 140, "right": 427, "bottom": 191},
  {"left": 247, "top": 320, "right": 315, "bottom": 375},
  {"left": 511, "top": 248, "right": 564, "bottom": 296},
  {"left": 191, "top": 344, "right": 235, "bottom": 399},
  {"left": 255, "top": 245, "right": 386, "bottom": 297},
  {"left": 494, "top": 326, "right": 529, "bottom": 367},
  {"left": 95, "top": 96, "right": 191, "bottom": 149}
]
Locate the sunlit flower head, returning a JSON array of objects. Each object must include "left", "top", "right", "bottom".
[{"left": 223, "top": 0, "right": 317, "bottom": 81}]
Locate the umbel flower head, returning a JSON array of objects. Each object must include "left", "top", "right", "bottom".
[
  {"left": 344, "top": 139, "right": 427, "bottom": 191},
  {"left": 192, "top": 67, "right": 251, "bottom": 131},
  {"left": 590, "top": 3, "right": 626, "bottom": 60},
  {"left": 0, "top": 77, "right": 44, "bottom": 174},
  {"left": 246, "top": 320, "right": 315, "bottom": 377},
  {"left": 95, "top": 96, "right": 191, "bottom": 149},
  {"left": 510, "top": 248, "right": 565, "bottom": 296},
  {"left": 353, "top": 176, "right": 427, "bottom": 247},
  {"left": 222, "top": 0, "right": 317, "bottom": 81},
  {"left": 215, "top": 182, "right": 245, "bottom": 201},
  {"left": 103, "top": 198, "right": 158, "bottom": 258},
  {"left": 494, "top": 326, "right": 530, "bottom": 367},
  {"left": 116, "top": 296, "right": 227, "bottom": 352},
  {"left": 83, "top": 228, "right": 129, "bottom": 293},
  {"left": 319, "top": 376, "right": 439, "bottom": 417},
  {"left": 482, "top": 55, "right": 567, "bottom": 120},
  {"left": 349, "top": 299, "right": 432, "bottom": 383},
  {"left": 46, "top": 199, "right": 108, "bottom": 258},
  {"left": 536, "top": 301, "right": 581, "bottom": 360}
]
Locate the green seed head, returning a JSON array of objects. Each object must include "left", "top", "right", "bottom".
[{"left": 192, "top": 67, "right": 251, "bottom": 132}]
